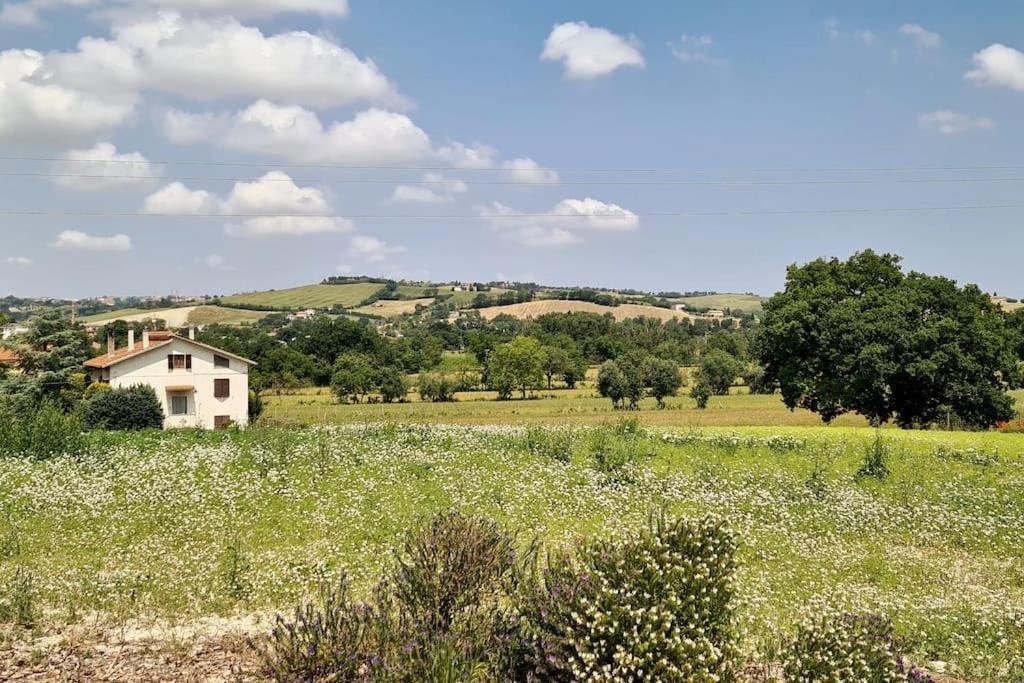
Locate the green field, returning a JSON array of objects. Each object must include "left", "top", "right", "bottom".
[
  {"left": 677, "top": 293, "right": 767, "bottom": 313},
  {"left": 80, "top": 308, "right": 159, "bottom": 323},
  {"left": 2, "top": 422, "right": 1022, "bottom": 680},
  {"left": 186, "top": 305, "right": 269, "bottom": 326},
  {"left": 221, "top": 283, "right": 384, "bottom": 310}
]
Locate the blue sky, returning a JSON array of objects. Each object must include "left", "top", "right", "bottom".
[{"left": 1, "top": 1, "right": 1022, "bottom": 298}]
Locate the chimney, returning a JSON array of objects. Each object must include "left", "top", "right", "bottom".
[
  {"left": 107, "top": 332, "right": 115, "bottom": 356},
  {"left": 127, "top": 329, "right": 135, "bottom": 350},
  {"left": 143, "top": 329, "right": 150, "bottom": 349},
  {"left": 188, "top": 326, "right": 195, "bottom": 340}
]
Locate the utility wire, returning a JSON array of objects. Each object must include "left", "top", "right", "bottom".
[
  {"left": 3, "top": 154, "right": 1024, "bottom": 174},
  {"left": 9, "top": 171, "right": 1024, "bottom": 187},
  {"left": 2, "top": 203, "right": 1024, "bottom": 220}
]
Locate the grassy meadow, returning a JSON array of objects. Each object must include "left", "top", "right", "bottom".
[
  {"left": 1, "top": 422, "right": 1023, "bottom": 680},
  {"left": 221, "top": 282, "right": 384, "bottom": 309}
]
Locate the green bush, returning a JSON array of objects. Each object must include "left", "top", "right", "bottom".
[
  {"left": 691, "top": 380, "right": 712, "bottom": 409},
  {"left": 84, "top": 384, "right": 164, "bottom": 431},
  {"left": 418, "top": 373, "right": 457, "bottom": 402},
  {"left": 248, "top": 390, "right": 264, "bottom": 422},
  {"left": 516, "top": 514, "right": 740, "bottom": 682},
  {"left": 585, "top": 423, "right": 652, "bottom": 479},
  {"left": 0, "top": 402, "right": 86, "bottom": 459},
  {"left": 782, "top": 612, "right": 929, "bottom": 682},
  {"left": 514, "top": 426, "right": 574, "bottom": 463},
  {"left": 0, "top": 567, "right": 35, "bottom": 627}
]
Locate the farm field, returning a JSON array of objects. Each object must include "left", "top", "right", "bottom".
[
  {"left": 1, "top": 423, "right": 1022, "bottom": 680},
  {"left": 476, "top": 299, "right": 705, "bottom": 322},
  {"left": 676, "top": 293, "right": 767, "bottom": 313},
  {"left": 221, "top": 282, "right": 384, "bottom": 310},
  {"left": 82, "top": 305, "right": 269, "bottom": 327},
  {"left": 352, "top": 297, "right": 435, "bottom": 317}
]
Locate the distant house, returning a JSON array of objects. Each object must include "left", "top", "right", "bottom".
[
  {"left": 705, "top": 309, "right": 726, "bottom": 319},
  {"left": 671, "top": 303, "right": 689, "bottom": 312},
  {"left": 84, "top": 329, "right": 256, "bottom": 429},
  {"left": 0, "top": 347, "right": 22, "bottom": 368},
  {"left": 287, "top": 309, "right": 317, "bottom": 321},
  {"left": 1, "top": 323, "right": 28, "bottom": 340}
]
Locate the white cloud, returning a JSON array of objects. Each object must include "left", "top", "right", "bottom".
[
  {"left": 966, "top": 43, "right": 1024, "bottom": 91},
  {"left": 52, "top": 13, "right": 403, "bottom": 109},
  {"left": 51, "top": 142, "right": 157, "bottom": 191},
  {"left": 477, "top": 197, "right": 639, "bottom": 247},
  {"left": 345, "top": 235, "right": 404, "bottom": 263},
  {"left": 142, "top": 181, "right": 219, "bottom": 214},
  {"left": 143, "top": 171, "right": 355, "bottom": 237},
  {"left": 435, "top": 141, "right": 499, "bottom": 169},
  {"left": 51, "top": 230, "right": 132, "bottom": 251},
  {"left": 391, "top": 172, "right": 467, "bottom": 203},
  {"left": 857, "top": 30, "right": 876, "bottom": 47},
  {"left": 164, "top": 101, "right": 432, "bottom": 163},
  {"left": 918, "top": 110, "right": 995, "bottom": 135},
  {"left": 1, "top": 0, "right": 348, "bottom": 25},
  {"left": 668, "top": 34, "right": 726, "bottom": 68},
  {"left": 899, "top": 24, "right": 941, "bottom": 50},
  {"left": 5, "top": 256, "right": 32, "bottom": 266},
  {"left": 0, "top": 49, "right": 135, "bottom": 142},
  {"left": 541, "top": 21, "right": 644, "bottom": 80},
  {"left": 502, "top": 158, "right": 559, "bottom": 184},
  {"left": 200, "top": 253, "right": 234, "bottom": 271}
]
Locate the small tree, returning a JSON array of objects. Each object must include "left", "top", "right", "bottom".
[
  {"left": 643, "top": 356, "right": 682, "bottom": 407},
  {"left": 540, "top": 346, "right": 569, "bottom": 390},
  {"left": 694, "top": 350, "right": 741, "bottom": 396},
  {"left": 691, "top": 381, "right": 712, "bottom": 409},
  {"left": 84, "top": 384, "right": 164, "bottom": 431},
  {"left": 331, "top": 353, "right": 376, "bottom": 404},
  {"left": 419, "top": 374, "right": 456, "bottom": 402},
  {"left": 378, "top": 367, "right": 408, "bottom": 403},
  {"left": 486, "top": 336, "right": 544, "bottom": 400},
  {"left": 562, "top": 351, "right": 588, "bottom": 389},
  {"left": 597, "top": 361, "right": 627, "bottom": 408}
]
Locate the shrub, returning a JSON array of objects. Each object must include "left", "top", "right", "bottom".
[
  {"left": 515, "top": 426, "right": 574, "bottom": 463},
  {"left": 0, "top": 567, "right": 35, "bottom": 627},
  {"left": 253, "top": 512, "right": 525, "bottom": 682},
  {"left": 84, "top": 384, "right": 164, "bottom": 431},
  {"left": 586, "top": 423, "right": 652, "bottom": 478},
  {"left": 782, "top": 612, "right": 931, "bottom": 682},
  {"left": 418, "top": 373, "right": 457, "bottom": 403},
  {"left": 377, "top": 367, "right": 408, "bottom": 403},
  {"left": 691, "top": 380, "right": 712, "bottom": 409},
  {"left": 858, "top": 431, "right": 891, "bottom": 480},
  {"left": 516, "top": 514, "right": 740, "bottom": 682},
  {"left": 248, "top": 390, "right": 264, "bottom": 422},
  {"left": 0, "top": 402, "right": 86, "bottom": 459},
  {"left": 694, "top": 349, "right": 741, "bottom": 396}
]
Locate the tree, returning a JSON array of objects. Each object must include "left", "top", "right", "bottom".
[
  {"left": 1, "top": 309, "right": 90, "bottom": 413},
  {"left": 596, "top": 356, "right": 644, "bottom": 409},
  {"left": 331, "top": 352, "right": 377, "bottom": 403},
  {"left": 755, "top": 250, "right": 1020, "bottom": 428},
  {"left": 486, "top": 336, "right": 544, "bottom": 400},
  {"left": 541, "top": 346, "right": 569, "bottom": 389},
  {"left": 642, "top": 357, "right": 682, "bottom": 407},
  {"left": 694, "top": 350, "right": 741, "bottom": 396},
  {"left": 691, "top": 381, "right": 712, "bottom": 409},
  {"left": 419, "top": 374, "right": 456, "bottom": 402},
  {"left": 84, "top": 384, "right": 164, "bottom": 431},
  {"left": 378, "top": 367, "right": 408, "bottom": 403},
  {"left": 562, "top": 350, "right": 588, "bottom": 389}
]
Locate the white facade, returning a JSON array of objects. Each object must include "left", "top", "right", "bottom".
[
  {"left": 86, "top": 335, "right": 254, "bottom": 429},
  {"left": 1, "top": 323, "right": 29, "bottom": 340}
]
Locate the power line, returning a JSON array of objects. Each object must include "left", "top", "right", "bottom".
[
  {"left": 10, "top": 171, "right": 1024, "bottom": 187},
  {"left": 4, "top": 154, "right": 1024, "bottom": 174},
  {"left": 2, "top": 203, "right": 1024, "bottom": 220}
]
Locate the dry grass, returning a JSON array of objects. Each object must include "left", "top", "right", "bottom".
[
  {"left": 476, "top": 300, "right": 712, "bottom": 322},
  {"left": 82, "top": 306, "right": 199, "bottom": 327},
  {"left": 187, "top": 306, "right": 269, "bottom": 326},
  {"left": 352, "top": 298, "right": 435, "bottom": 317},
  {"left": 221, "top": 283, "right": 383, "bottom": 310}
]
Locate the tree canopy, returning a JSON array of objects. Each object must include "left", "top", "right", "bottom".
[{"left": 755, "top": 250, "right": 1020, "bottom": 428}]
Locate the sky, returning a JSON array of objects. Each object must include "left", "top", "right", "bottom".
[{"left": 1, "top": 0, "right": 1023, "bottom": 299}]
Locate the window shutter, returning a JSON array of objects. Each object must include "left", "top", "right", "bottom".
[
  {"left": 185, "top": 354, "right": 192, "bottom": 370},
  {"left": 167, "top": 355, "right": 173, "bottom": 370}
]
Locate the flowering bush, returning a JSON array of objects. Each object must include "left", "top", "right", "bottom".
[
  {"left": 781, "top": 612, "right": 932, "bottom": 682},
  {"left": 516, "top": 514, "right": 740, "bottom": 682}
]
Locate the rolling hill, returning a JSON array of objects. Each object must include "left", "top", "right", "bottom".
[{"left": 221, "top": 283, "right": 384, "bottom": 309}]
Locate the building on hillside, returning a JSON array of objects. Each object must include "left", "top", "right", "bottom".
[
  {"left": 0, "top": 347, "right": 22, "bottom": 368},
  {"left": 84, "top": 329, "right": 255, "bottom": 429},
  {"left": 1, "top": 323, "right": 29, "bottom": 340},
  {"left": 287, "top": 309, "right": 317, "bottom": 321},
  {"left": 704, "top": 309, "right": 726, "bottom": 319},
  {"left": 671, "top": 303, "right": 689, "bottom": 312}
]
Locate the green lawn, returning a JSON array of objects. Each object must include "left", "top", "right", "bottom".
[
  {"left": 221, "top": 283, "right": 384, "bottom": 310},
  {"left": 2, "top": 423, "right": 1022, "bottom": 680}
]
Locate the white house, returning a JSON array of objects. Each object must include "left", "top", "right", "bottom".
[
  {"left": 1, "top": 323, "right": 29, "bottom": 340},
  {"left": 85, "top": 329, "right": 255, "bottom": 429}
]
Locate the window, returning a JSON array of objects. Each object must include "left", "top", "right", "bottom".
[
  {"left": 167, "top": 354, "right": 192, "bottom": 370},
  {"left": 214, "top": 354, "right": 230, "bottom": 369},
  {"left": 214, "top": 378, "right": 230, "bottom": 399},
  {"left": 170, "top": 394, "right": 188, "bottom": 416},
  {"left": 214, "top": 415, "right": 232, "bottom": 430}
]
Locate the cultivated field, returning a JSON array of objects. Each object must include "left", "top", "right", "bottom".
[
  {"left": 2, "top": 423, "right": 1022, "bottom": 680},
  {"left": 477, "top": 300, "right": 706, "bottom": 322},
  {"left": 352, "top": 297, "right": 435, "bottom": 317},
  {"left": 676, "top": 293, "right": 766, "bottom": 314},
  {"left": 186, "top": 305, "right": 269, "bottom": 326},
  {"left": 221, "top": 283, "right": 384, "bottom": 310},
  {"left": 83, "top": 305, "right": 269, "bottom": 327}
]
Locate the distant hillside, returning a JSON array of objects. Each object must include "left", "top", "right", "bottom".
[
  {"left": 221, "top": 283, "right": 384, "bottom": 310},
  {"left": 82, "top": 305, "right": 268, "bottom": 327},
  {"left": 476, "top": 300, "right": 704, "bottom": 322},
  {"left": 674, "top": 293, "right": 766, "bottom": 314}
]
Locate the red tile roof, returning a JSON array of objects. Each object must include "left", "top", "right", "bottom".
[
  {"left": 0, "top": 347, "right": 21, "bottom": 365},
  {"left": 83, "top": 334, "right": 255, "bottom": 369}
]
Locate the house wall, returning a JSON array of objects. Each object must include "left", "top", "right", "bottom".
[{"left": 104, "top": 339, "right": 250, "bottom": 429}]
